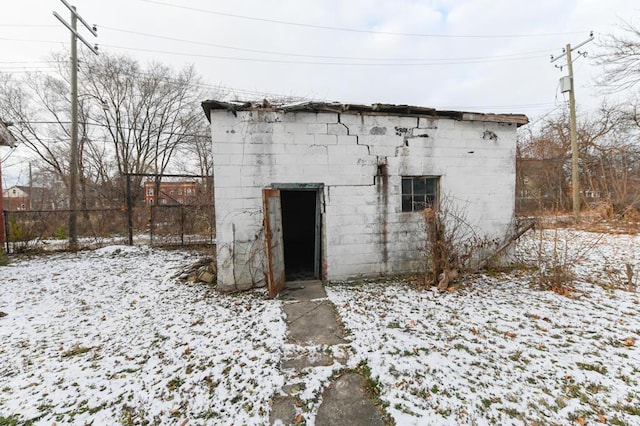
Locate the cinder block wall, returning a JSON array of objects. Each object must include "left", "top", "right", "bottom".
[{"left": 211, "top": 109, "right": 518, "bottom": 290}]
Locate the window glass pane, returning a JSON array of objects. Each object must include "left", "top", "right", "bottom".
[
  {"left": 425, "top": 195, "right": 435, "bottom": 207},
  {"left": 414, "top": 178, "right": 426, "bottom": 195},
  {"left": 425, "top": 178, "right": 436, "bottom": 195},
  {"left": 413, "top": 195, "right": 426, "bottom": 210},
  {"left": 402, "top": 195, "right": 412, "bottom": 212},
  {"left": 401, "top": 178, "right": 412, "bottom": 195}
]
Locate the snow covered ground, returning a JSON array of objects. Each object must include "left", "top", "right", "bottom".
[
  {"left": 0, "top": 246, "right": 286, "bottom": 425},
  {"left": 327, "top": 229, "right": 640, "bottom": 425},
  {"left": 1, "top": 229, "right": 639, "bottom": 425}
]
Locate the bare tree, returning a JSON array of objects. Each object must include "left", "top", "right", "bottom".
[
  {"left": 518, "top": 102, "right": 640, "bottom": 215},
  {"left": 0, "top": 69, "right": 101, "bottom": 203},
  {"left": 0, "top": 51, "right": 213, "bottom": 211},
  {"left": 517, "top": 110, "right": 572, "bottom": 211},
  {"left": 594, "top": 20, "right": 640, "bottom": 92},
  {"left": 77, "top": 53, "right": 208, "bottom": 205},
  {"left": 175, "top": 120, "right": 213, "bottom": 177}
]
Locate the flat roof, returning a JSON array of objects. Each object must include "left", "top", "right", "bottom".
[{"left": 201, "top": 100, "right": 529, "bottom": 127}]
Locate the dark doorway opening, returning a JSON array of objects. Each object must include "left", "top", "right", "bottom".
[{"left": 280, "top": 190, "right": 319, "bottom": 281}]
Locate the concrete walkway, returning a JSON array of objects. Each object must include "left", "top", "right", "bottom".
[{"left": 270, "top": 280, "right": 386, "bottom": 425}]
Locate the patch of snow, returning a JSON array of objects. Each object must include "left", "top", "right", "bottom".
[
  {"left": 0, "top": 246, "right": 286, "bottom": 425},
  {"left": 1, "top": 230, "right": 639, "bottom": 425},
  {"left": 326, "top": 230, "right": 640, "bottom": 425}
]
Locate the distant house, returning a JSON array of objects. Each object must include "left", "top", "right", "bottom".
[
  {"left": 2, "top": 185, "right": 55, "bottom": 211},
  {"left": 202, "top": 100, "right": 528, "bottom": 295},
  {"left": 144, "top": 180, "right": 198, "bottom": 206}
]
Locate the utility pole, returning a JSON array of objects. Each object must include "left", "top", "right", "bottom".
[
  {"left": 551, "top": 32, "right": 593, "bottom": 222},
  {"left": 53, "top": 0, "right": 97, "bottom": 250}
]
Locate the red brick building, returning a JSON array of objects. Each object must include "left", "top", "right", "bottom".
[{"left": 144, "top": 181, "right": 198, "bottom": 206}]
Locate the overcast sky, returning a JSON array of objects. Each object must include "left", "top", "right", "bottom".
[{"left": 1, "top": 0, "right": 638, "bottom": 185}]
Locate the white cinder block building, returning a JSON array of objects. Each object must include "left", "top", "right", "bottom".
[{"left": 202, "top": 100, "right": 528, "bottom": 296}]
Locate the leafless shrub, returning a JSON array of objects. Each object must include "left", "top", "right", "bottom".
[
  {"left": 532, "top": 228, "right": 602, "bottom": 296},
  {"left": 625, "top": 263, "right": 637, "bottom": 291},
  {"left": 422, "top": 198, "right": 500, "bottom": 291},
  {"left": 602, "top": 262, "right": 637, "bottom": 292}
]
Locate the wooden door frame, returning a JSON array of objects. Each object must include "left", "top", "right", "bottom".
[
  {"left": 271, "top": 183, "right": 324, "bottom": 281},
  {"left": 263, "top": 189, "right": 285, "bottom": 298}
]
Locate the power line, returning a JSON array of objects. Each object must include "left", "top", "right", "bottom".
[
  {"left": 101, "top": 25, "right": 556, "bottom": 63},
  {"left": 0, "top": 66, "right": 58, "bottom": 72},
  {"left": 103, "top": 42, "right": 548, "bottom": 66},
  {"left": 0, "top": 24, "right": 58, "bottom": 28},
  {"left": 0, "top": 61, "right": 61, "bottom": 64},
  {"left": 1, "top": 146, "right": 20, "bottom": 163},
  {"left": 1, "top": 59, "right": 312, "bottom": 103},
  {"left": 0, "top": 31, "right": 562, "bottom": 113},
  {"left": 0, "top": 36, "right": 65, "bottom": 44},
  {"left": 3, "top": 61, "right": 564, "bottom": 114},
  {"left": 12, "top": 120, "right": 209, "bottom": 139},
  {"left": 1, "top": 34, "right": 552, "bottom": 67},
  {"left": 139, "top": 0, "right": 587, "bottom": 39},
  {"left": 3, "top": 59, "right": 563, "bottom": 114}
]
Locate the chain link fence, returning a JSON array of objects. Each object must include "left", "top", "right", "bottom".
[{"left": 3, "top": 173, "right": 214, "bottom": 253}]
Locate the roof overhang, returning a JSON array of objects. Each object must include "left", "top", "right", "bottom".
[
  {"left": 0, "top": 120, "right": 17, "bottom": 147},
  {"left": 201, "top": 100, "right": 529, "bottom": 127}
]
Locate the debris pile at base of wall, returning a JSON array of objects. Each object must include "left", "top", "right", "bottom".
[{"left": 175, "top": 257, "right": 216, "bottom": 284}]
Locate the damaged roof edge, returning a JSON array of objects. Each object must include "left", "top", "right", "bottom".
[
  {"left": 0, "top": 120, "right": 17, "bottom": 147},
  {"left": 201, "top": 99, "right": 529, "bottom": 126}
]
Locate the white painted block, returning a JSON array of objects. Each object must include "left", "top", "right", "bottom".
[
  {"left": 328, "top": 123, "right": 349, "bottom": 135},
  {"left": 293, "top": 134, "right": 316, "bottom": 145},
  {"left": 337, "top": 135, "right": 359, "bottom": 145},
  {"left": 285, "top": 144, "right": 328, "bottom": 156},
  {"left": 267, "top": 132, "right": 295, "bottom": 144},
  {"left": 213, "top": 142, "right": 246, "bottom": 155},
  {"left": 293, "top": 112, "right": 319, "bottom": 123},
  {"left": 307, "top": 123, "right": 329, "bottom": 134},
  {"left": 418, "top": 117, "right": 438, "bottom": 129},
  {"left": 316, "top": 112, "right": 339, "bottom": 123},
  {"left": 283, "top": 122, "right": 310, "bottom": 135},
  {"left": 436, "top": 119, "right": 456, "bottom": 130},
  {"left": 212, "top": 129, "right": 242, "bottom": 143},
  {"left": 263, "top": 143, "right": 288, "bottom": 155},
  {"left": 314, "top": 134, "right": 338, "bottom": 145},
  {"left": 359, "top": 115, "right": 418, "bottom": 129},
  {"left": 302, "top": 165, "right": 330, "bottom": 177},
  {"left": 339, "top": 113, "right": 364, "bottom": 126}
]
